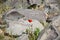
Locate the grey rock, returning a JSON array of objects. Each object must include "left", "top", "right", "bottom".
[
  {"left": 37, "top": 25, "right": 58, "bottom": 40},
  {"left": 18, "top": 9, "right": 46, "bottom": 22},
  {"left": 51, "top": 16, "right": 60, "bottom": 33},
  {"left": 44, "top": 0, "right": 57, "bottom": 5},
  {"left": 27, "top": 0, "right": 41, "bottom": 5},
  {"left": 3, "top": 9, "right": 46, "bottom": 22},
  {"left": 3, "top": 9, "right": 45, "bottom": 36},
  {"left": 46, "top": 15, "right": 60, "bottom": 22},
  {"left": 16, "top": 34, "right": 29, "bottom": 40},
  {"left": 5, "top": 19, "right": 44, "bottom": 36},
  {"left": 4, "top": 0, "right": 42, "bottom": 9}
]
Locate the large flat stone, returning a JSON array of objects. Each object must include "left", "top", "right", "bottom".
[
  {"left": 5, "top": 19, "right": 44, "bottom": 36},
  {"left": 3, "top": 9, "right": 46, "bottom": 22}
]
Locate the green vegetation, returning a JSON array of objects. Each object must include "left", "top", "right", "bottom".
[
  {"left": 0, "top": 5, "right": 12, "bottom": 14},
  {"left": 0, "top": 34, "right": 4, "bottom": 40},
  {"left": 26, "top": 28, "right": 40, "bottom": 40}
]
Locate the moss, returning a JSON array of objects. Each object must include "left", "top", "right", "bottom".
[
  {"left": 0, "top": 34, "right": 4, "bottom": 40},
  {"left": 0, "top": 5, "right": 12, "bottom": 14}
]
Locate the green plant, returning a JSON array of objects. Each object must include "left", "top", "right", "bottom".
[
  {"left": 0, "top": 34, "right": 4, "bottom": 40},
  {"left": 34, "top": 28, "right": 40, "bottom": 40},
  {"left": 26, "top": 28, "right": 40, "bottom": 40}
]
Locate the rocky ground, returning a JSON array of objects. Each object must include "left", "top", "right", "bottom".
[{"left": 0, "top": 0, "right": 60, "bottom": 40}]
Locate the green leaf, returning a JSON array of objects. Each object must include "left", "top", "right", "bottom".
[{"left": 34, "top": 28, "right": 40, "bottom": 40}]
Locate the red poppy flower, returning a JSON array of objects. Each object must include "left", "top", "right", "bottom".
[{"left": 28, "top": 19, "right": 32, "bottom": 23}]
